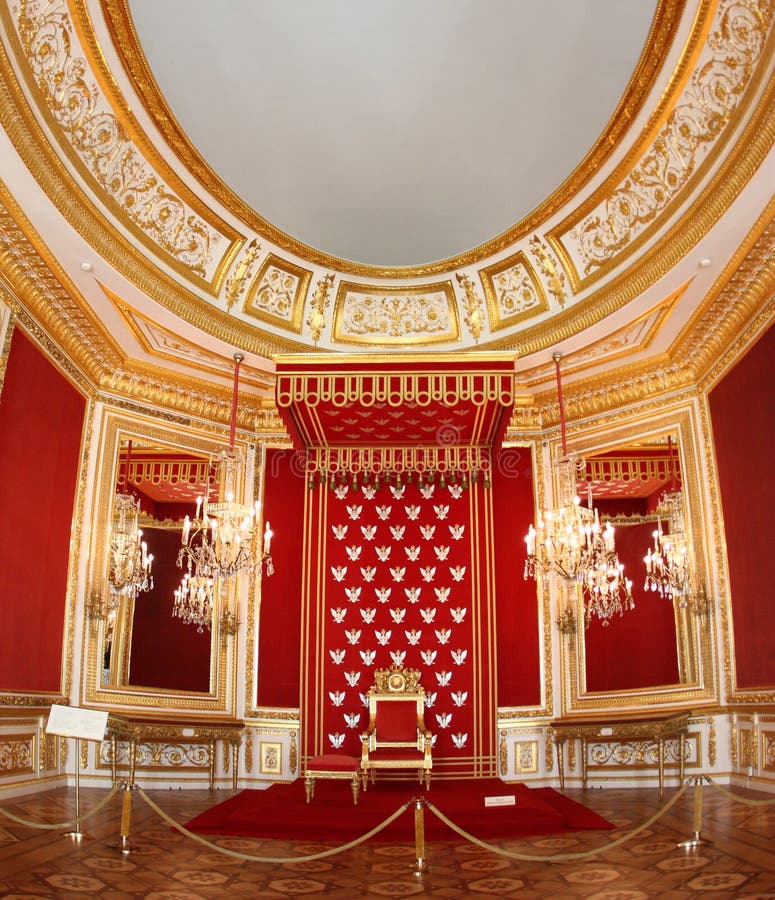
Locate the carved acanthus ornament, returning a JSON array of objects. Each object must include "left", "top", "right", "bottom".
[
  {"left": 566, "top": 0, "right": 774, "bottom": 276},
  {"left": 13, "top": 0, "right": 229, "bottom": 282},
  {"left": 244, "top": 255, "right": 311, "bottom": 330},
  {"left": 306, "top": 273, "right": 335, "bottom": 344},
  {"left": 455, "top": 272, "right": 485, "bottom": 342},
  {"left": 481, "top": 253, "right": 546, "bottom": 330},
  {"left": 529, "top": 236, "right": 567, "bottom": 308},
  {"left": 224, "top": 239, "right": 261, "bottom": 312}
]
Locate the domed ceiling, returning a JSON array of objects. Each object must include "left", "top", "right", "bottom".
[{"left": 0, "top": 0, "right": 772, "bottom": 420}]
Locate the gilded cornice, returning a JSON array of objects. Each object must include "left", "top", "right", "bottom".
[
  {"left": 101, "top": 0, "right": 686, "bottom": 278},
  {"left": 0, "top": 31, "right": 310, "bottom": 358}
]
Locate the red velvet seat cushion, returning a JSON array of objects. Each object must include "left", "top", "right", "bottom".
[
  {"left": 367, "top": 748, "right": 425, "bottom": 761},
  {"left": 306, "top": 754, "right": 360, "bottom": 772}
]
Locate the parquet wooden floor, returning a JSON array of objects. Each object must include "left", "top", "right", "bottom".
[{"left": 0, "top": 781, "right": 773, "bottom": 898}]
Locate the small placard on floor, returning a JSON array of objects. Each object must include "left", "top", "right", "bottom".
[{"left": 484, "top": 795, "right": 516, "bottom": 807}]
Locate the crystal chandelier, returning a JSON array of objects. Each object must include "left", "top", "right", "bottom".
[
  {"left": 175, "top": 353, "right": 274, "bottom": 629},
  {"left": 108, "top": 489, "right": 153, "bottom": 608},
  {"left": 644, "top": 437, "right": 692, "bottom": 601},
  {"left": 523, "top": 352, "right": 633, "bottom": 628}
]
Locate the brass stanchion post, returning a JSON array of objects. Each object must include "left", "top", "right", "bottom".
[
  {"left": 413, "top": 798, "right": 427, "bottom": 875},
  {"left": 108, "top": 783, "right": 138, "bottom": 855},
  {"left": 677, "top": 776, "right": 712, "bottom": 849}
]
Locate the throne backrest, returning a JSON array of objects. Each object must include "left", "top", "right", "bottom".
[{"left": 366, "top": 665, "right": 427, "bottom": 746}]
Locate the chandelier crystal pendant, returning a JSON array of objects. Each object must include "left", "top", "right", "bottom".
[
  {"left": 523, "top": 353, "right": 633, "bottom": 628},
  {"left": 108, "top": 491, "right": 153, "bottom": 609},
  {"left": 175, "top": 353, "right": 274, "bottom": 629}
]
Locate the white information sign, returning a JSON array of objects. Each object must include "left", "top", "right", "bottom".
[
  {"left": 484, "top": 795, "right": 517, "bottom": 807},
  {"left": 46, "top": 705, "right": 109, "bottom": 742}
]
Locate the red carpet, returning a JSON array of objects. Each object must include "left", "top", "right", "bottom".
[{"left": 185, "top": 778, "right": 614, "bottom": 843}]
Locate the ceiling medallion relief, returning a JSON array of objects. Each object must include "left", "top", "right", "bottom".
[
  {"left": 479, "top": 251, "right": 549, "bottom": 332},
  {"left": 552, "top": 0, "right": 775, "bottom": 289},
  {"left": 7, "top": 0, "right": 241, "bottom": 290},
  {"left": 242, "top": 253, "right": 311, "bottom": 334},
  {"left": 332, "top": 281, "right": 460, "bottom": 346}
]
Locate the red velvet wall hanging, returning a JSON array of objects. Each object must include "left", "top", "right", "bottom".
[
  {"left": 256, "top": 448, "right": 307, "bottom": 708},
  {"left": 584, "top": 519, "right": 680, "bottom": 692},
  {"left": 0, "top": 330, "right": 85, "bottom": 692},
  {"left": 492, "top": 446, "right": 542, "bottom": 707},
  {"left": 709, "top": 324, "right": 775, "bottom": 689},
  {"left": 300, "top": 478, "right": 498, "bottom": 778}
]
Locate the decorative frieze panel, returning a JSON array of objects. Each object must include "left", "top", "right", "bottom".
[
  {"left": 98, "top": 741, "right": 210, "bottom": 772},
  {"left": 514, "top": 740, "right": 539, "bottom": 775},
  {"left": 8, "top": 0, "right": 238, "bottom": 286},
  {"left": 586, "top": 735, "right": 696, "bottom": 771},
  {"left": 480, "top": 252, "right": 548, "bottom": 330},
  {"left": 333, "top": 281, "right": 459, "bottom": 346},
  {"left": 553, "top": 0, "right": 775, "bottom": 284},
  {"left": 243, "top": 254, "right": 311, "bottom": 332},
  {"left": 0, "top": 734, "right": 34, "bottom": 776},
  {"left": 259, "top": 741, "right": 282, "bottom": 775}
]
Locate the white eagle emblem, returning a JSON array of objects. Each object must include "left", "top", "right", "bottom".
[
  {"left": 345, "top": 545, "right": 362, "bottom": 560},
  {"left": 451, "top": 691, "right": 468, "bottom": 707},
  {"left": 390, "top": 525, "right": 406, "bottom": 540},
  {"left": 332, "top": 524, "right": 348, "bottom": 540},
  {"left": 424, "top": 691, "right": 438, "bottom": 707},
  {"left": 345, "top": 586, "right": 362, "bottom": 603},
  {"left": 344, "top": 712, "right": 361, "bottom": 729},
  {"left": 390, "top": 484, "right": 406, "bottom": 499},
  {"left": 450, "top": 607, "right": 467, "bottom": 623},
  {"left": 405, "top": 505, "right": 421, "bottom": 520},
  {"left": 435, "top": 712, "right": 451, "bottom": 729},
  {"left": 435, "top": 628, "right": 451, "bottom": 645},
  {"left": 449, "top": 524, "right": 465, "bottom": 540},
  {"left": 404, "top": 586, "right": 421, "bottom": 603},
  {"left": 329, "top": 648, "right": 346, "bottom": 665},
  {"left": 421, "top": 649, "right": 437, "bottom": 665},
  {"left": 360, "top": 525, "right": 376, "bottom": 541},
  {"left": 344, "top": 671, "right": 361, "bottom": 687},
  {"left": 449, "top": 485, "right": 464, "bottom": 499},
  {"left": 331, "top": 607, "right": 347, "bottom": 623},
  {"left": 346, "top": 504, "right": 362, "bottom": 520},
  {"left": 328, "top": 690, "right": 345, "bottom": 707},
  {"left": 451, "top": 648, "right": 468, "bottom": 665},
  {"left": 420, "top": 607, "right": 437, "bottom": 624},
  {"left": 452, "top": 732, "right": 468, "bottom": 748},
  {"left": 420, "top": 483, "right": 436, "bottom": 499},
  {"left": 420, "top": 524, "right": 436, "bottom": 540},
  {"left": 375, "top": 629, "right": 392, "bottom": 645},
  {"left": 390, "top": 650, "right": 406, "bottom": 666},
  {"left": 433, "top": 504, "right": 450, "bottom": 520},
  {"left": 345, "top": 628, "right": 361, "bottom": 645},
  {"left": 329, "top": 732, "right": 345, "bottom": 749},
  {"left": 404, "top": 545, "right": 421, "bottom": 561},
  {"left": 433, "top": 545, "right": 450, "bottom": 561},
  {"left": 389, "top": 607, "right": 407, "bottom": 623},
  {"left": 334, "top": 485, "right": 349, "bottom": 500},
  {"left": 420, "top": 566, "right": 436, "bottom": 582},
  {"left": 331, "top": 566, "right": 348, "bottom": 582},
  {"left": 435, "top": 670, "right": 452, "bottom": 686},
  {"left": 362, "top": 485, "right": 377, "bottom": 500},
  {"left": 405, "top": 628, "right": 422, "bottom": 645},
  {"left": 376, "top": 505, "right": 392, "bottom": 520},
  {"left": 360, "top": 566, "right": 376, "bottom": 582},
  {"left": 390, "top": 566, "right": 406, "bottom": 582},
  {"left": 360, "top": 607, "right": 376, "bottom": 624},
  {"left": 375, "top": 587, "right": 392, "bottom": 603},
  {"left": 434, "top": 586, "right": 451, "bottom": 603},
  {"left": 375, "top": 546, "right": 392, "bottom": 562},
  {"left": 450, "top": 566, "right": 466, "bottom": 582},
  {"left": 359, "top": 649, "right": 376, "bottom": 665}
]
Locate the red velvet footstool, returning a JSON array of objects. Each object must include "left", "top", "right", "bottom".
[{"left": 304, "top": 754, "right": 361, "bottom": 805}]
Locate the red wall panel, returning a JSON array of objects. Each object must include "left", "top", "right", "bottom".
[
  {"left": 492, "top": 447, "right": 542, "bottom": 707},
  {"left": 256, "top": 448, "right": 307, "bottom": 708},
  {"left": 0, "top": 330, "right": 85, "bottom": 692},
  {"left": 710, "top": 324, "right": 775, "bottom": 689}
]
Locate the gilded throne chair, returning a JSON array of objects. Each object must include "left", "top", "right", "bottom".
[{"left": 360, "top": 665, "right": 433, "bottom": 790}]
